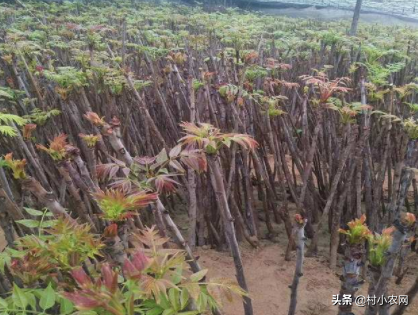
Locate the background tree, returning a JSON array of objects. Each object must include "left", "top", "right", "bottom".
[{"left": 350, "top": 0, "right": 363, "bottom": 36}]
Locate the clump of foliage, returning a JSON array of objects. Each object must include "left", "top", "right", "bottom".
[
  {"left": 0, "top": 283, "right": 74, "bottom": 315},
  {"left": 79, "top": 133, "right": 102, "bottom": 148},
  {"left": 24, "top": 109, "right": 61, "bottom": 126},
  {"left": 403, "top": 118, "right": 418, "bottom": 140},
  {"left": 0, "top": 215, "right": 244, "bottom": 315},
  {"left": 0, "top": 153, "right": 27, "bottom": 179},
  {"left": 368, "top": 227, "right": 395, "bottom": 267},
  {"left": 0, "top": 112, "right": 27, "bottom": 137},
  {"left": 65, "top": 227, "right": 246, "bottom": 315},
  {"left": 400, "top": 212, "right": 417, "bottom": 227},
  {"left": 93, "top": 189, "right": 158, "bottom": 222},
  {"left": 301, "top": 73, "right": 351, "bottom": 105},
  {"left": 339, "top": 214, "right": 371, "bottom": 245},
  {"left": 36, "top": 134, "right": 69, "bottom": 161},
  {"left": 179, "top": 122, "right": 257, "bottom": 155},
  {"left": 0, "top": 213, "right": 102, "bottom": 285},
  {"left": 43, "top": 67, "right": 88, "bottom": 99}
]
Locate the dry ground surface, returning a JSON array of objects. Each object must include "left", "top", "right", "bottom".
[{"left": 196, "top": 239, "right": 418, "bottom": 315}]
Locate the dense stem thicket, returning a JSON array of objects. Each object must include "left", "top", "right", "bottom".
[{"left": 1, "top": 1, "right": 418, "bottom": 314}]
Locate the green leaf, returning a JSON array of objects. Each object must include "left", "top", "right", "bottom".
[
  {"left": 26, "top": 292, "right": 37, "bottom": 310},
  {"left": 190, "top": 269, "right": 208, "bottom": 282},
  {"left": 16, "top": 219, "right": 41, "bottom": 228},
  {"left": 6, "top": 248, "right": 26, "bottom": 258},
  {"left": 222, "top": 138, "right": 231, "bottom": 148},
  {"left": 0, "top": 126, "right": 17, "bottom": 137},
  {"left": 169, "top": 144, "right": 182, "bottom": 158},
  {"left": 0, "top": 90, "right": 13, "bottom": 99},
  {"left": 141, "top": 300, "right": 158, "bottom": 308},
  {"left": 0, "top": 113, "right": 27, "bottom": 126},
  {"left": 24, "top": 207, "right": 54, "bottom": 217},
  {"left": 12, "top": 284, "right": 28, "bottom": 309},
  {"left": 60, "top": 297, "right": 74, "bottom": 315},
  {"left": 158, "top": 293, "right": 170, "bottom": 310},
  {"left": 0, "top": 252, "right": 11, "bottom": 272},
  {"left": 162, "top": 309, "right": 176, "bottom": 315},
  {"left": 0, "top": 297, "right": 8, "bottom": 308},
  {"left": 39, "top": 283, "right": 56, "bottom": 310},
  {"left": 168, "top": 289, "right": 179, "bottom": 311},
  {"left": 156, "top": 149, "right": 169, "bottom": 164},
  {"left": 146, "top": 307, "right": 164, "bottom": 315},
  {"left": 205, "top": 143, "right": 217, "bottom": 155},
  {"left": 24, "top": 207, "right": 44, "bottom": 216},
  {"left": 40, "top": 220, "right": 58, "bottom": 228},
  {"left": 180, "top": 289, "right": 189, "bottom": 310},
  {"left": 197, "top": 293, "right": 208, "bottom": 311},
  {"left": 170, "top": 267, "right": 182, "bottom": 285}
]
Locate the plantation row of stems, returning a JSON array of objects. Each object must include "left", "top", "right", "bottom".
[{"left": 1, "top": 1, "right": 418, "bottom": 314}]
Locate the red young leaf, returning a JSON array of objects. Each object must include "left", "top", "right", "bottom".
[
  {"left": 71, "top": 268, "right": 92, "bottom": 288},
  {"left": 101, "top": 263, "right": 118, "bottom": 293}
]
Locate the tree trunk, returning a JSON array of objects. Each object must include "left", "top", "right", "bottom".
[
  {"left": 365, "top": 220, "right": 410, "bottom": 315},
  {"left": 338, "top": 242, "right": 365, "bottom": 315},
  {"left": 366, "top": 265, "right": 382, "bottom": 315},
  {"left": 288, "top": 219, "right": 307, "bottom": 315},
  {"left": 157, "top": 199, "right": 202, "bottom": 273},
  {"left": 207, "top": 154, "right": 253, "bottom": 315},
  {"left": 350, "top": 0, "right": 363, "bottom": 36},
  {"left": 57, "top": 164, "right": 97, "bottom": 230},
  {"left": 187, "top": 76, "right": 198, "bottom": 249},
  {"left": 20, "top": 177, "right": 73, "bottom": 221},
  {"left": 329, "top": 188, "right": 346, "bottom": 269}
]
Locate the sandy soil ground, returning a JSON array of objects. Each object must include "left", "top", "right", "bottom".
[{"left": 196, "top": 240, "right": 418, "bottom": 315}]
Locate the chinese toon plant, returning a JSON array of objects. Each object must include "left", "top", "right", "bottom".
[
  {"left": 178, "top": 122, "right": 257, "bottom": 315},
  {"left": 365, "top": 227, "right": 395, "bottom": 315},
  {"left": 365, "top": 213, "right": 416, "bottom": 315},
  {"left": 94, "top": 142, "right": 207, "bottom": 273},
  {"left": 93, "top": 188, "right": 158, "bottom": 264},
  {"left": 0, "top": 283, "right": 74, "bottom": 315},
  {"left": 64, "top": 227, "right": 246, "bottom": 315},
  {"left": 0, "top": 219, "right": 244, "bottom": 315},
  {"left": 301, "top": 73, "right": 351, "bottom": 106},
  {"left": 0, "top": 112, "right": 27, "bottom": 137},
  {"left": 94, "top": 189, "right": 158, "bottom": 223},
  {"left": 2, "top": 2, "right": 418, "bottom": 315},
  {"left": 337, "top": 215, "right": 371, "bottom": 315},
  {"left": 0, "top": 215, "right": 103, "bottom": 285},
  {"left": 368, "top": 227, "right": 395, "bottom": 268}
]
